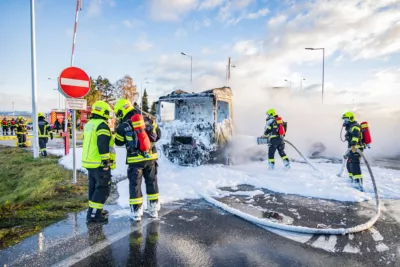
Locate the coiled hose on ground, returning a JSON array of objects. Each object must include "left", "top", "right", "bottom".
[{"left": 200, "top": 140, "right": 381, "bottom": 235}]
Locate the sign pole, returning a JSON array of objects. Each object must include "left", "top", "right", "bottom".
[
  {"left": 30, "top": 0, "right": 39, "bottom": 159},
  {"left": 70, "top": 0, "right": 82, "bottom": 184}
]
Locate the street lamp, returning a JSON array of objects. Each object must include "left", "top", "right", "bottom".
[
  {"left": 226, "top": 63, "right": 236, "bottom": 86},
  {"left": 284, "top": 79, "right": 292, "bottom": 90},
  {"left": 300, "top": 78, "right": 306, "bottom": 91},
  {"left": 181, "top": 52, "right": 192, "bottom": 85},
  {"left": 305, "top": 47, "right": 325, "bottom": 104}
]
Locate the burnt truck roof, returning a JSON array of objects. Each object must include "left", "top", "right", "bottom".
[{"left": 158, "top": 87, "right": 233, "bottom": 102}]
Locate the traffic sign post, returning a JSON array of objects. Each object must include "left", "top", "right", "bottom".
[{"left": 59, "top": 66, "right": 90, "bottom": 184}]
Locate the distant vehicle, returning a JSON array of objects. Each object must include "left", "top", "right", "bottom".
[
  {"left": 156, "top": 87, "right": 233, "bottom": 166},
  {"left": 27, "top": 122, "right": 33, "bottom": 130}
]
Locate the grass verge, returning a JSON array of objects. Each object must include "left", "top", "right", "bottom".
[{"left": 0, "top": 145, "right": 88, "bottom": 249}]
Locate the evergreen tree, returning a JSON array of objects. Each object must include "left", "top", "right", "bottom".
[
  {"left": 150, "top": 102, "right": 156, "bottom": 116},
  {"left": 141, "top": 88, "right": 150, "bottom": 113}
]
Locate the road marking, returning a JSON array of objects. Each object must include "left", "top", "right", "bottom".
[
  {"left": 343, "top": 244, "right": 360, "bottom": 254},
  {"left": 311, "top": 235, "right": 337, "bottom": 252},
  {"left": 369, "top": 227, "right": 384, "bottom": 241},
  {"left": 60, "top": 78, "right": 89, "bottom": 87},
  {"left": 51, "top": 206, "right": 180, "bottom": 267}
]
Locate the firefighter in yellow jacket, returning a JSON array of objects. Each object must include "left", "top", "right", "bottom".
[
  {"left": 16, "top": 116, "right": 28, "bottom": 147},
  {"left": 38, "top": 112, "right": 53, "bottom": 157},
  {"left": 114, "top": 99, "right": 161, "bottom": 221},
  {"left": 82, "top": 101, "right": 116, "bottom": 223}
]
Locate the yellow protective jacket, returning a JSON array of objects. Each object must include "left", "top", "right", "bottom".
[{"left": 82, "top": 118, "right": 116, "bottom": 169}]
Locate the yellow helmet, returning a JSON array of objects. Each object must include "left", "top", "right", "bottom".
[
  {"left": 38, "top": 112, "right": 44, "bottom": 118},
  {"left": 114, "top": 98, "right": 134, "bottom": 120},
  {"left": 91, "top": 101, "right": 112, "bottom": 119},
  {"left": 266, "top": 108, "right": 276, "bottom": 117},
  {"left": 342, "top": 111, "right": 355, "bottom": 122}
]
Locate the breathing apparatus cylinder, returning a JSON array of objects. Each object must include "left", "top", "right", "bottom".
[
  {"left": 360, "top": 121, "right": 372, "bottom": 145},
  {"left": 276, "top": 117, "right": 286, "bottom": 136}
]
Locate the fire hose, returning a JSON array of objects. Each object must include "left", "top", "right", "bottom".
[{"left": 200, "top": 139, "right": 381, "bottom": 235}]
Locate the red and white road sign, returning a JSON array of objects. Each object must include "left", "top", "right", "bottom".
[{"left": 59, "top": 67, "right": 90, "bottom": 98}]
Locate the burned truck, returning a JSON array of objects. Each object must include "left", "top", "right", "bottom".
[{"left": 155, "top": 87, "right": 233, "bottom": 166}]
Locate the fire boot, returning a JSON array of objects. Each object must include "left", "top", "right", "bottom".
[
  {"left": 268, "top": 162, "right": 275, "bottom": 170},
  {"left": 283, "top": 159, "right": 290, "bottom": 169},
  {"left": 147, "top": 200, "right": 160, "bottom": 218},
  {"left": 130, "top": 204, "right": 143, "bottom": 221},
  {"left": 87, "top": 208, "right": 108, "bottom": 223}
]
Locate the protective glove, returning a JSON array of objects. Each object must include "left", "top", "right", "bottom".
[
  {"left": 50, "top": 133, "right": 54, "bottom": 140},
  {"left": 351, "top": 145, "right": 357, "bottom": 153},
  {"left": 366, "top": 144, "right": 371, "bottom": 149},
  {"left": 145, "top": 124, "right": 154, "bottom": 133},
  {"left": 101, "top": 160, "right": 111, "bottom": 170}
]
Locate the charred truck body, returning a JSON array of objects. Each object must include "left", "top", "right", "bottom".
[{"left": 156, "top": 87, "right": 233, "bottom": 166}]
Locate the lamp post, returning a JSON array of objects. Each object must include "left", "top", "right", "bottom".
[
  {"left": 300, "top": 78, "right": 306, "bottom": 91},
  {"left": 305, "top": 47, "right": 325, "bottom": 104},
  {"left": 284, "top": 79, "right": 292, "bottom": 90},
  {"left": 226, "top": 57, "right": 235, "bottom": 87},
  {"left": 181, "top": 52, "right": 192, "bottom": 85}
]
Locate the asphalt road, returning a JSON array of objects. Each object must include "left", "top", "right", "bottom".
[
  {"left": 1, "top": 137, "right": 399, "bottom": 266},
  {"left": 1, "top": 198, "right": 399, "bottom": 267}
]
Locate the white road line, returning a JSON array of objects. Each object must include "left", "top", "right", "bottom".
[
  {"left": 311, "top": 235, "right": 337, "bottom": 252},
  {"left": 60, "top": 78, "right": 89, "bottom": 87},
  {"left": 51, "top": 207, "right": 179, "bottom": 267},
  {"left": 369, "top": 227, "right": 384, "bottom": 241}
]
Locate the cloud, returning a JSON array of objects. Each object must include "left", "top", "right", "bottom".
[
  {"left": 174, "top": 28, "right": 188, "bottom": 38},
  {"left": 227, "top": 7, "right": 269, "bottom": 24},
  {"left": 148, "top": 0, "right": 199, "bottom": 21},
  {"left": 87, "top": 0, "right": 101, "bottom": 17},
  {"left": 198, "top": 0, "right": 225, "bottom": 10},
  {"left": 133, "top": 36, "right": 153, "bottom": 52},
  {"left": 264, "top": 0, "right": 400, "bottom": 61},
  {"left": 122, "top": 19, "right": 145, "bottom": 28},
  {"left": 233, "top": 40, "right": 259, "bottom": 55},
  {"left": 201, "top": 47, "right": 212, "bottom": 55},
  {"left": 87, "top": 0, "right": 116, "bottom": 18}
]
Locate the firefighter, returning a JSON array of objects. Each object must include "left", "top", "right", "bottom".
[
  {"left": 342, "top": 111, "right": 364, "bottom": 189},
  {"left": 264, "top": 109, "right": 290, "bottom": 170},
  {"left": 38, "top": 112, "right": 53, "bottom": 156},
  {"left": 2, "top": 117, "right": 9, "bottom": 135},
  {"left": 10, "top": 118, "right": 16, "bottom": 135},
  {"left": 114, "top": 99, "right": 161, "bottom": 221},
  {"left": 16, "top": 116, "right": 28, "bottom": 147},
  {"left": 82, "top": 100, "right": 116, "bottom": 223}
]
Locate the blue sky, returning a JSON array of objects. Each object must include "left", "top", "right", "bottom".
[{"left": 1, "top": 0, "right": 400, "bottom": 111}]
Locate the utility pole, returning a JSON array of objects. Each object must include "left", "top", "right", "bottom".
[{"left": 181, "top": 52, "right": 192, "bottom": 86}]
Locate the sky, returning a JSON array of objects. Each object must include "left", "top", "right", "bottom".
[{"left": 1, "top": 0, "right": 400, "bottom": 112}]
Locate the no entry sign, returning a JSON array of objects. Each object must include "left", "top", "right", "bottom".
[{"left": 59, "top": 67, "right": 90, "bottom": 98}]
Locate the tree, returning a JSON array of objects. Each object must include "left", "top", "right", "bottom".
[
  {"left": 115, "top": 75, "right": 137, "bottom": 102},
  {"left": 84, "top": 76, "right": 102, "bottom": 107},
  {"left": 141, "top": 88, "right": 150, "bottom": 113},
  {"left": 150, "top": 102, "right": 156, "bottom": 116},
  {"left": 95, "top": 76, "right": 115, "bottom": 103}
]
